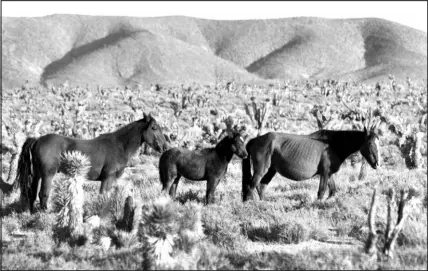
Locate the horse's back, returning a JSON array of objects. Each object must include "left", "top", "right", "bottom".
[
  {"left": 159, "top": 147, "right": 210, "bottom": 180},
  {"left": 35, "top": 133, "right": 98, "bottom": 157},
  {"left": 34, "top": 133, "right": 108, "bottom": 167},
  {"left": 247, "top": 132, "right": 277, "bottom": 154},
  {"left": 34, "top": 134, "right": 72, "bottom": 157}
]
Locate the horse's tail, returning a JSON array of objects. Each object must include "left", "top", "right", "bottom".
[
  {"left": 15, "top": 137, "right": 38, "bottom": 208},
  {"left": 242, "top": 138, "right": 254, "bottom": 201}
]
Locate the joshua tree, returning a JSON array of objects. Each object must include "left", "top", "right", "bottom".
[
  {"left": 272, "top": 92, "right": 283, "bottom": 106},
  {"left": 3, "top": 129, "right": 27, "bottom": 192},
  {"left": 244, "top": 97, "right": 272, "bottom": 136},
  {"left": 365, "top": 188, "right": 417, "bottom": 259},
  {"left": 390, "top": 123, "right": 425, "bottom": 169}
]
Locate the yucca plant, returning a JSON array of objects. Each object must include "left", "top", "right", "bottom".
[
  {"left": 52, "top": 151, "right": 91, "bottom": 237},
  {"left": 176, "top": 202, "right": 205, "bottom": 253},
  {"left": 113, "top": 229, "right": 140, "bottom": 249},
  {"left": 140, "top": 196, "right": 179, "bottom": 268}
]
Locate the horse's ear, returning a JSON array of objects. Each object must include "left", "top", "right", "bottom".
[
  {"left": 364, "top": 126, "right": 369, "bottom": 136},
  {"left": 143, "top": 112, "right": 149, "bottom": 122},
  {"left": 374, "top": 119, "right": 381, "bottom": 132}
]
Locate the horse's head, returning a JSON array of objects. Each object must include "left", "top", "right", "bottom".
[
  {"left": 360, "top": 122, "right": 381, "bottom": 170},
  {"left": 229, "top": 132, "right": 248, "bottom": 159},
  {"left": 141, "top": 113, "right": 169, "bottom": 153}
]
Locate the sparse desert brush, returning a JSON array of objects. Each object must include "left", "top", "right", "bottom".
[
  {"left": 243, "top": 220, "right": 309, "bottom": 244},
  {"left": 176, "top": 188, "right": 205, "bottom": 205},
  {"left": 283, "top": 190, "right": 313, "bottom": 205},
  {"left": 139, "top": 196, "right": 179, "bottom": 267},
  {"left": 140, "top": 196, "right": 179, "bottom": 238},
  {"left": 296, "top": 248, "right": 378, "bottom": 270},
  {"left": 111, "top": 229, "right": 140, "bottom": 249},
  {"left": 2, "top": 78, "right": 428, "bottom": 269},
  {"left": 1, "top": 211, "right": 24, "bottom": 233},
  {"left": 85, "top": 185, "right": 133, "bottom": 225},
  {"left": 396, "top": 219, "right": 427, "bottom": 248},
  {"left": 138, "top": 196, "right": 207, "bottom": 268},
  {"left": 24, "top": 211, "right": 55, "bottom": 231},
  {"left": 52, "top": 151, "right": 91, "bottom": 238},
  {"left": 202, "top": 210, "right": 247, "bottom": 250},
  {"left": 193, "top": 241, "right": 232, "bottom": 270},
  {"left": 177, "top": 201, "right": 204, "bottom": 238}
]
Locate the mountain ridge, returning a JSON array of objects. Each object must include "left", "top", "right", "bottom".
[{"left": 2, "top": 15, "right": 426, "bottom": 88}]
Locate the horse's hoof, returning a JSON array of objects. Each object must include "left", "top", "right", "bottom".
[{"left": 30, "top": 209, "right": 38, "bottom": 215}]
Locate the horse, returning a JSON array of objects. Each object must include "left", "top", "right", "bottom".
[
  {"left": 242, "top": 121, "right": 381, "bottom": 202},
  {"left": 159, "top": 132, "right": 248, "bottom": 204},
  {"left": 15, "top": 113, "right": 168, "bottom": 213}
]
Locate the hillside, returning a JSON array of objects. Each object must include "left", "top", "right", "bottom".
[{"left": 2, "top": 15, "right": 427, "bottom": 88}]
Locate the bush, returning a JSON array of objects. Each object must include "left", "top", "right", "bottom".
[{"left": 243, "top": 220, "right": 309, "bottom": 244}]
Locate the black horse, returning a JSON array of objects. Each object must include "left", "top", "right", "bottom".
[
  {"left": 16, "top": 113, "right": 168, "bottom": 213},
  {"left": 159, "top": 132, "right": 248, "bottom": 204},
  {"left": 242, "top": 123, "right": 380, "bottom": 202}
]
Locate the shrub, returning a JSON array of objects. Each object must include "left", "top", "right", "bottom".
[
  {"left": 243, "top": 220, "right": 309, "bottom": 244},
  {"left": 52, "top": 151, "right": 91, "bottom": 237}
]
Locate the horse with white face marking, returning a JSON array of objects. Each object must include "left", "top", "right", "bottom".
[{"left": 242, "top": 119, "right": 381, "bottom": 202}]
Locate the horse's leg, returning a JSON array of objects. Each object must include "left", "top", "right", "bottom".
[
  {"left": 256, "top": 168, "right": 276, "bottom": 201},
  {"left": 29, "top": 174, "right": 41, "bottom": 214},
  {"left": 206, "top": 177, "right": 220, "bottom": 205},
  {"left": 99, "top": 174, "right": 116, "bottom": 194},
  {"left": 39, "top": 173, "right": 55, "bottom": 211},
  {"left": 160, "top": 164, "right": 178, "bottom": 198},
  {"left": 327, "top": 174, "right": 336, "bottom": 199},
  {"left": 317, "top": 174, "right": 330, "bottom": 201},
  {"left": 245, "top": 156, "right": 271, "bottom": 202},
  {"left": 317, "top": 151, "right": 331, "bottom": 201},
  {"left": 169, "top": 175, "right": 181, "bottom": 199}
]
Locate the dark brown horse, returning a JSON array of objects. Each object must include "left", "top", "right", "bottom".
[
  {"left": 242, "top": 123, "right": 380, "bottom": 202},
  {"left": 159, "top": 132, "right": 248, "bottom": 204},
  {"left": 16, "top": 113, "right": 168, "bottom": 213}
]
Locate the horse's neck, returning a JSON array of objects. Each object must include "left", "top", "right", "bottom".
[
  {"left": 114, "top": 122, "right": 143, "bottom": 156},
  {"left": 214, "top": 141, "right": 234, "bottom": 162},
  {"left": 330, "top": 131, "right": 365, "bottom": 161}
]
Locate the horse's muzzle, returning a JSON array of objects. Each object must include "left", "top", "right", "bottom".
[
  {"left": 156, "top": 144, "right": 168, "bottom": 153},
  {"left": 161, "top": 142, "right": 170, "bottom": 152}
]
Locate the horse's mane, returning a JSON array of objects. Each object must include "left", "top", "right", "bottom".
[
  {"left": 308, "top": 129, "right": 367, "bottom": 160},
  {"left": 113, "top": 120, "right": 140, "bottom": 136},
  {"left": 111, "top": 116, "right": 153, "bottom": 137},
  {"left": 308, "top": 129, "right": 335, "bottom": 142},
  {"left": 308, "top": 129, "right": 366, "bottom": 147}
]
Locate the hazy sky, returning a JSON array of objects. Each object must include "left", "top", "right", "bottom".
[{"left": 2, "top": 1, "right": 427, "bottom": 32}]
